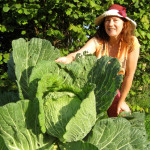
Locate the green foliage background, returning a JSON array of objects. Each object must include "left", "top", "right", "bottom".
[{"left": 0, "top": 0, "right": 150, "bottom": 120}]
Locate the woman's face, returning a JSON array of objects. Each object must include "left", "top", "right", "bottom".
[{"left": 104, "top": 16, "right": 124, "bottom": 39}]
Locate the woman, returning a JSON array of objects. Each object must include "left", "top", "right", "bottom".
[{"left": 55, "top": 4, "right": 140, "bottom": 117}]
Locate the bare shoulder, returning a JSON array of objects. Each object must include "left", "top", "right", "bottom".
[
  {"left": 92, "top": 37, "right": 102, "bottom": 46},
  {"left": 129, "top": 36, "right": 140, "bottom": 53},
  {"left": 131, "top": 36, "right": 139, "bottom": 42},
  {"left": 131, "top": 36, "right": 140, "bottom": 46},
  {"left": 127, "top": 36, "right": 140, "bottom": 62}
]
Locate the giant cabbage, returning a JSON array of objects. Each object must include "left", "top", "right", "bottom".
[
  {"left": 36, "top": 73, "right": 96, "bottom": 142},
  {"left": 0, "top": 38, "right": 149, "bottom": 150}
]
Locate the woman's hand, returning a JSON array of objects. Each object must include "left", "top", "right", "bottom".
[
  {"left": 55, "top": 55, "right": 73, "bottom": 64},
  {"left": 117, "top": 101, "right": 131, "bottom": 115}
]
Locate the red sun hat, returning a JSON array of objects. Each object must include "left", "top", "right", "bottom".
[{"left": 95, "top": 4, "right": 137, "bottom": 30}]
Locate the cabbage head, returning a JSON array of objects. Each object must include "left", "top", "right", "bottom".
[{"left": 36, "top": 73, "right": 96, "bottom": 142}]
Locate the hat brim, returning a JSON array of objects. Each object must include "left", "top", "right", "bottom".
[{"left": 95, "top": 9, "right": 137, "bottom": 30}]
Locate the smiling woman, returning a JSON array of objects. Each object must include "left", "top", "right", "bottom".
[{"left": 55, "top": 4, "right": 140, "bottom": 117}]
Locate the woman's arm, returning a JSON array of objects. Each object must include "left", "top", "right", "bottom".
[
  {"left": 55, "top": 38, "right": 97, "bottom": 64},
  {"left": 117, "top": 45, "right": 140, "bottom": 115}
]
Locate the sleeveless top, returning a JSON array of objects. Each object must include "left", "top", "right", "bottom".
[{"left": 94, "top": 36, "right": 140, "bottom": 75}]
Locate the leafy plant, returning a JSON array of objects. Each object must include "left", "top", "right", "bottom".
[
  {"left": 1, "top": 0, "right": 150, "bottom": 114},
  {"left": 0, "top": 38, "right": 150, "bottom": 150}
]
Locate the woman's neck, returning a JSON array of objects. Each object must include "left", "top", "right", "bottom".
[
  {"left": 109, "top": 36, "right": 120, "bottom": 46},
  {"left": 107, "top": 36, "right": 122, "bottom": 58}
]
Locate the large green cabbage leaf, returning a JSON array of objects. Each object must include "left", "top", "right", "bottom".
[
  {"left": 0, "top": 100, "right": 55, "bottom": 150},
  {"left": 63, "top": 89, "right": 96, "bottom": 142},
  {"left": 10, "top": 38, "right": 60, "bottom": 99},
  {"left": 87, "top": 117, "right": 148, "bottom": 150}
]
